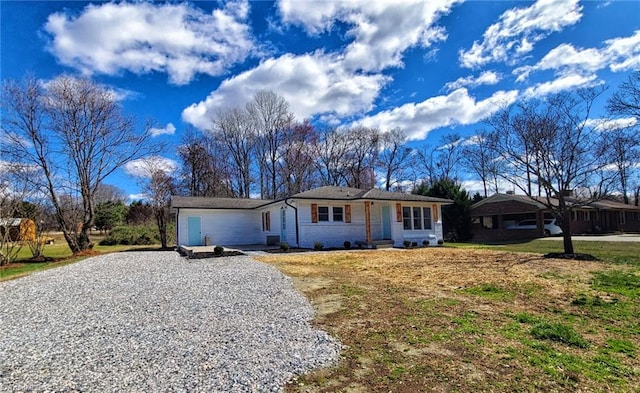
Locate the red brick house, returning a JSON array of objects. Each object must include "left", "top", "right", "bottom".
[{"left": 470, "top": 193, "right": 640, "bottom": 242}]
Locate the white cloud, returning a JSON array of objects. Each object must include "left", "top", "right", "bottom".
[
  {"left": 278, "top": 0, "right": 458, "bottom": 72},
  {"left": 585, "top": 117, "right": 638, "bottom": 131},
  {"left": 182, "top": 52, "right": 389, "bottom": 130},
  {"left": 515, "top": 30, "right": 640, "bottom": 85},
  {"left": 150, "top": 123, "right": 176, "bottom": 137},
  {"left": 604, "top": 30, "right": 640, "bottom": 72},
  {"left": 522, "top": 73, "right": 598, "bottom": 98},
  {"left": 44, "top": 1, "right": 254, "bottom": 85},
  {"left": 184, "top": 1, "right": 459, "bottom": 130},
  {"left": 444, "top": 71, "right": 500, "bottom": 92},
  {"left": 124, "top": 156, "right": 178, "bottom": 178},
  {"left": 127, "top": 193, "right": 149, "bottom": 202},
  {"left": 459, "top": 0, "right": 582, "bottom": 69},
  {"left": 354, "top": 88, "right": 519, "bottom": 141}
]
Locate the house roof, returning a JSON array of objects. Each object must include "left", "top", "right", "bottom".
[
  {"left": 471, "top": 193, "right": 640, "bottom": 211},
  {"left": 171, "top": 186, "right": 452, "bottom": 210},
  {"left": 0, "top": 218, "right": 25, "bottom": 227},
  {"left": 170, "top": 196, "right": 272, "bottom": 210},
  {"left": 290, "top": 186, "right": 452, "bottom": 203}
]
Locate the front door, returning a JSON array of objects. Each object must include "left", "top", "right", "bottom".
[
  {"left": 187, "top": 216, "right": 201, "bottom": 245},
  {"left": 382, "top": 205, "right": 392, "bottom": 239},
  {"left": 280, "top": 209, "right": 287, "bottom": 242}
]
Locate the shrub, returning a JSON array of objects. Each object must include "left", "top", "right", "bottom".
[
  {"left": 313, "top": 241, "right": 324, "bottom": 251},
  {"left": 343, "top": 241, "right": 351, "bottom": 249},
  {"left": 213, "top": 246, "right": 224, "bottom": 256},
  {"left": 99, "top": 225, "right": 159, "bottom": 246},
  {"left": 437, "top": 239, "right": 444, "bottom": 245},
  {"left": 422, "top": 240, "right": 430, "bottom": 247},
  {"left": 403, "top": 240, "right": 411, "bottom": 249},
  {"left": 280, "top": 242, "right": 290, "bottom": 251}
]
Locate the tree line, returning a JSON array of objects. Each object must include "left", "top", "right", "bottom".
[{"left": 2, "top": 72, "right": 639, "bottom": 258}]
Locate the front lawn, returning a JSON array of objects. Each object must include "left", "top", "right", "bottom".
[
  {"left": 258, "top": 245, "right": 640, "bottom": 392},
  {"left": 1, "top": 232, "right": 165, "bottom": 281}
]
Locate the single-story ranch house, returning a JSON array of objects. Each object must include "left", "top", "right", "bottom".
[
  {"left": 470, "top": 192, "right": 640, "bottom": 242},
  {"left": 171, "top": 186, "right": 452, "bottom": 249}
]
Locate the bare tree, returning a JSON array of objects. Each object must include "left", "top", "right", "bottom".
[
  {"left": 247, "top": 90, "right": 294, "bottom": 199},
  {"left": 280, "top": 120, "right": 319, "bottom": 195},
  {"left": 344, "top": 126, "right": 380, "bottom": 189},
  {"left": 488, "top": 88, "right": 611, "bottom": 254},
  {"left": 378, "top": 127, "right": 414, "bottom": 191},
  {"left": 1, "top": 75, "right": 155, "bottom": 253},
  {"left": 94, "top": 183, "right": 128, "bottom": 204},
  {"left": 417, "top": 133, "right": 463, "bottom": 186},
  {"left": 178, "top": 128, "right": 232, "bottom": 197},
  {"left": 0, "top": 164, "right": 28, "bottom": 265},
  {"left": 314, "top": 128, "right": 351, "bottom": 187},
  {"left": 211, "top": 108, "right": 255, "bottom": 198},
  {"left": 133, "top": 157, "right": 176, "bottom": 249},
  {"left": 461, "top": 130, "right": 502, "bottom": 197},
  {"left": 607, "top": 71, "right": 640, "bottom": 119},
  {"left": 607, "top": 71, "right": 640, "bottom": 205},
  {"left": 599, "top": 126, "right": 640, "bottom": 205}
]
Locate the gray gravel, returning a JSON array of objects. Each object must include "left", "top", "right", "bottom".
[{"left": 0, "top": 252, "right": 340, "bottom": 392}]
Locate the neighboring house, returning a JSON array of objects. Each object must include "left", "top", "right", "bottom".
[
  {"left": 470, "top": 193, "right": 640, "bottom": 242},
  {"left": 171, "top": 186, "right": 452, "bottom": 248},
  {"left": 0, "top": 218, "right": 36, "bottom": 242}
]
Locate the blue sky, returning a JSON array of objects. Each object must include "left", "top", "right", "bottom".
[{"left": 1, "top": 0, "right": 639, "bottom": 199}]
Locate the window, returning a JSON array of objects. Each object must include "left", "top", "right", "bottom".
[
  {"left": 423, "top": 207, "right": 432, "bottom": 229},
  {"left": 412, "top": 207, "right": 422, "bottom": 230},
  {"left": 333, "top": 206, "right": 344, "bottom": 222},
  {"left": 318, "top": 206, "right": 329, "bottom": 221},
  {"left": 402, "top": 207, "right": 411, "bottom": 230},
  {"left": 401, "top": 205, "right": 435, "bottom": 230},
  {"left": 620, "top": 211, "right": 626, "bottom": 225}
]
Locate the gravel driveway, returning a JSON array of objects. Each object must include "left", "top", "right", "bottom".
[{"left": 0, "top": 252, "right": 340, "bottom": 392}]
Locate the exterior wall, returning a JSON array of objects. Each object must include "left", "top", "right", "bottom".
[
  {"left": 258, "top": 202, "right": 298, "bottom": 246},
  {"left": 297, "top": 200, "right": 367, "bottom": 248},
  {"left": 177, "top": 208, "right": 262, "bottom": 246},
  {"left": 391, "top": 202, "right": 444, "bottom": 247}
]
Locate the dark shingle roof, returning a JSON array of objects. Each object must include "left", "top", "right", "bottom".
[
  {"left": 170, "top": 196, "right": 272, "bottom": 210},
  {"left": 291, "top": 186, "right": 452, "bottom": 204}
]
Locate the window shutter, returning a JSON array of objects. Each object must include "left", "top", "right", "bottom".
[
  {"left": 266, "top": 211, "right": 271, "bottom": 231},
  {"left": 262, "top": 212, "right": 265, "bottom": 231},
  {"left": 311, "top": 203, "right": 318, "bottom": 223},
  {"left": 396, "top": 203, "right": 402, "bottom": 222},
  {"left": 345, "top": 204, "right": 351, "bottom": 223},
  {"left": 432, "top": 204, "right": 438, "bottom": 222}
]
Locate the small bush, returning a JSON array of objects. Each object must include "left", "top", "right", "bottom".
[
  {"left": 213, "top": 246, "right": 224, "bottom": 256},
  {"left": 530, "top": 322, "right": 589, "bottom": 348},
  {"left": 437, "top": 239, "right": 444, "bottom": 245},
  {"left": 280, "top": 242, "right": 290, "bottom": 251},
  {"left": 313, "top": 241, "right": 324, "bottom": 251},
  {"left": 422, "top": 240, "right": 430, "bottom": 247},
  {"left": 99, "top": 225, "right": 160, "bottom": 246},
  {"left": 343, "top": 241, "right": 351, "bottom": 249},
  {"left": 403, "top": 240, "right": 411, "bottom": 249}
]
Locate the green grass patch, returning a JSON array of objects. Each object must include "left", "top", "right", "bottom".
[
  {"left": 604, "top": 338, "right": 637, "bottom": 357},
  {"left": 530, "top": 322, "right": 590, "bottom": 348},
  {"left": 448, "top": 239, "right": 640, "bottom": 266},
  {"left": 462, "top": 283, "right": 514, "bottom": 301},
  {"left": 591, "top": 270, "right": 640, "bottom": 299}
]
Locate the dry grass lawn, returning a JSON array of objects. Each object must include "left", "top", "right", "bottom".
[{"left": 257, "top": 247, "right": 640, "bottom": 392}]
